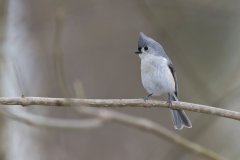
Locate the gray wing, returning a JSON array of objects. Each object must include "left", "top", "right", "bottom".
[{"left": 168, "top": 62, "right": 178, "bottom": 97}]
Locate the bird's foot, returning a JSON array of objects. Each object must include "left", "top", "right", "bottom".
[
  {"left": 143, "top": 93, "right": 153, "bottom": 102},
  {"left": 167, "top": 93, "right": 173, "bottom": 108}
]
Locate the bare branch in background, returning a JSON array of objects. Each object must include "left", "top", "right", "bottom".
[
  {"left": 53, "top": 1, "right": 70, "bottom": 97},
  {"left": 75, "top": 106, "right": 225, "bottom": 160},
  {"left": 0, "top": 97, "right": 239, "bottom": 121},
  {"left": 0, "top": 109, "right": 103, "bottom": 129}
]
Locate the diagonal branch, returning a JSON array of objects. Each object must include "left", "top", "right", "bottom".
[
  {"left": 0, "top": 97, "right": 239, "bottom": 121},
  {"left": 77, "top": 106, "right": 226, "bottom": 160}
]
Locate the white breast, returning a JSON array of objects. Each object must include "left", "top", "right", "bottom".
[{"left": 140, "top": 54, "right": 175, "bottom": 96}]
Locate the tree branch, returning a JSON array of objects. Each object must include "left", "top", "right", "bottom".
[
  {"left": 0, "top": 109, "right": 103, "bottom": 130},
  {"left": 0, "top": 97, "right": 239, "bottom": 121},
  {"left": 0, "top": 97, "right": 228, "bottom": 160}
]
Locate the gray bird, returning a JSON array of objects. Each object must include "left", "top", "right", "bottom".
[{"left": 135, "top": 32, "right": 192, "bottom": 129}]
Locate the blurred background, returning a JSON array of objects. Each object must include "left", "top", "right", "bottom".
[{"left": 0, "top": 0, "right": 240, "bottom": 160}]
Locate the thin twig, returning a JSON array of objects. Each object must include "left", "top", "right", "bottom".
[
  {"left": 53, "top": 1, "right": 70, "bottom": 97},
  {"left": 0, "top": 97, "right": 239, "bottom": 121},
  {"left": 0, "top": 109, "right": 103, "bottom": 130}
]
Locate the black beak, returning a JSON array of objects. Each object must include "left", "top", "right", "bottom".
[{"left": 135, "top": 50, "right": 142, "bottom": 54}]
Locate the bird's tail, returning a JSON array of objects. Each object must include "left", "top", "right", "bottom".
[{"left": 169, "top": 95, "right": 192, "bottom": 130}]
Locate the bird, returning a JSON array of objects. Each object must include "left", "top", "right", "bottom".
[{"left": 135, "top": 32, "right": 192, "bottom": 130}]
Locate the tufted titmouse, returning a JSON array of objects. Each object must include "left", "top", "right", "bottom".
[{"left": 135, "top": 32, "right": 192, "bottom": 130}]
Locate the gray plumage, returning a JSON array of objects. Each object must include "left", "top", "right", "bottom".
[
  {"left": 138, "top": 32, "right": 170, "bottom": 60},
  {"left": 135, "top": 32, "right": 192, "bottom": 130}
]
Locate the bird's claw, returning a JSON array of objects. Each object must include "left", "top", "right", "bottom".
[
  {"left": 143, "top": 93, "right": 153, "bottom": 102},
  {"left": 143, "top": 96, "right": 149, "bottom": 102},
  {"left": 167, "top": 93, "right": 173, "bottom": 108}
]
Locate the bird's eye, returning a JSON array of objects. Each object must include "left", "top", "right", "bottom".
[
  {"left": 144, "top": 46, "right": 148, "bottom": 51},
  {"left": 138, "top": 47, "right": 141, "bottom": 51}
]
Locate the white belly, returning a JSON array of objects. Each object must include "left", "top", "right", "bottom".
[{"left": 140, "top": 55, "right": 175, "bottom": 96}]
